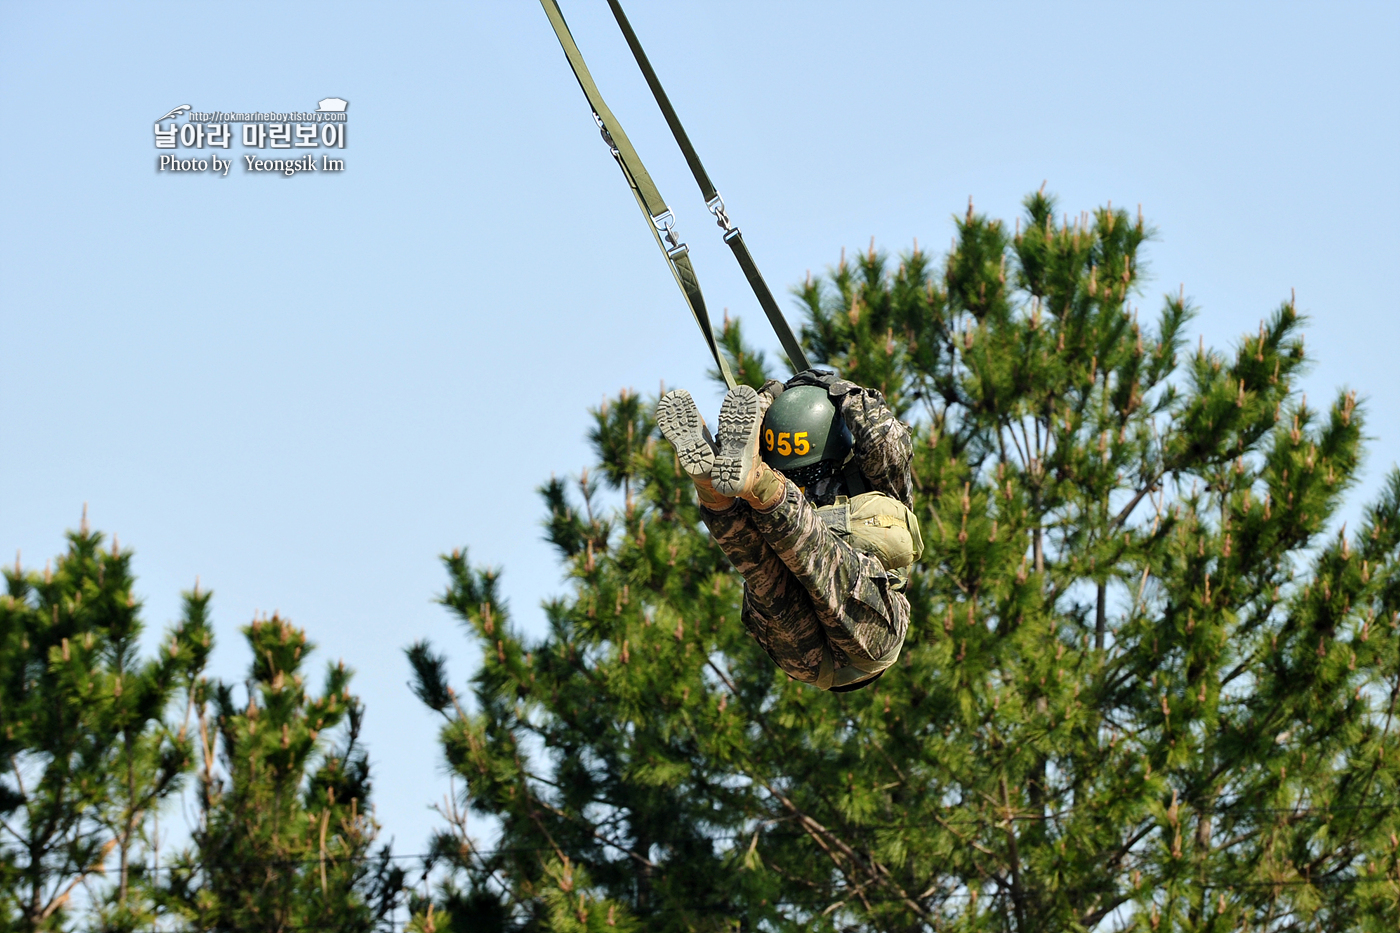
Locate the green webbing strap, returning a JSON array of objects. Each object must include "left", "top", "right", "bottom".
[
  {"left": 842, "top": 459, "right": 869, "bottom": 497},
  {"left": 605, "top": 0, "right": 813, "bottom": 375},
  {"left": 539, "top": 0, "right": 735, "bottom": 390}
]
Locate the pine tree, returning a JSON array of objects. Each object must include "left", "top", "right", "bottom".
[
  {"left": 409, "top": 193, "right": 1400, "bottom": 931},
  {"left": 159, "top": 615, "right": 403, "bottom": 932},
  {"left": 0, "top": 522, "right": 210, "bottom": 932}
]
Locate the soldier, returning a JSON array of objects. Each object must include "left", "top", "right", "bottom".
[{"left": 657, "top": 371, "right": 921, "bottom": 692}]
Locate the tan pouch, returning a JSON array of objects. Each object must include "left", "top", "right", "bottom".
[{"left": 816, "top": 492, "right": 924, "bottom": 571}]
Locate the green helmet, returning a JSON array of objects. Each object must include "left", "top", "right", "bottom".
[{"left": 761, "top": 385, "right": 853, "bottom": 485}]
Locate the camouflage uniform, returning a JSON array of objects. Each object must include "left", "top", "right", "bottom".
[{"left": 702, "top": 384, "right": 914, "bottom": 690}]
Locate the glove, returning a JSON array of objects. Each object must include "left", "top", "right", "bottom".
[
  {"left": 757, "top": 378, "right": 785, "bottom": 415},
  {"left": 758, "top": 378, "right": 786, "bottom": 401},
  {"left": 785, "top": 368, "right": 858, "bottom": 400}
]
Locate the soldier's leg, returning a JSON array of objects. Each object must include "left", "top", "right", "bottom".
[
  {"left": 747, "top": 480, "right": 909, "bottom": 666},
  {"left": 698, "top": 501, "right": 828, "bottom": 682}
]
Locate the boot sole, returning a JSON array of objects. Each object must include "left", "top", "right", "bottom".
[
  {"left": 656, "top": 390, "right": 714, "bottom": 478},
  {"left": 712, "top": 385, "right": 763, "bottom": 497}
]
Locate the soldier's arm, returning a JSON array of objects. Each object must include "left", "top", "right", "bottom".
[{"left": 836, "top": 385, "right": 913, "bottom": 507}]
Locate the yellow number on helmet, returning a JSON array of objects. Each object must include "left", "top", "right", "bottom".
[
  {"left": 793, "top": 431, "right": 810, "bottom": 456},
  {"left": 777, "top": 432, "right": 792, "bottom": 456},
  {"left": 764, "top": 428, "right": 774, "bottom": 451}
]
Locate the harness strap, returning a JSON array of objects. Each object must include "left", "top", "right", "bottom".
[
  {"left": 841, "top": 457, "right": 869, "bottom": 497},
  {"left": 539, "top": 0, "right": 736, "bottom": 390},
  {"left": 605, "top": 0, "right": 813, "bottom": 375}
]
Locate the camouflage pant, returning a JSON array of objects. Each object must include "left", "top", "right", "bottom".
[{"left": 702, "top": 478, "right": 909, "bottom": 688}]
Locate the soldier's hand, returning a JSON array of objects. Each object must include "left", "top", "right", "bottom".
[{"left": 786, "top": 369, "right": 858, "bottom": 400}]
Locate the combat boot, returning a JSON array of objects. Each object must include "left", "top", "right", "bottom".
[
  {"left": 657, "top": 389, "right": 734, "bottom": 510},
  {"left": 713, "top": 385, "right": 786, "bottom": 510}
]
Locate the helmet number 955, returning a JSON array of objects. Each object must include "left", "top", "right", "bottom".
[{"left": 765, "top": 429, "right": 810, "bottom": 457}]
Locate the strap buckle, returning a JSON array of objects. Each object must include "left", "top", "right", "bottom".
[
  {"left": 706, "top": 193, "right": 738, "bottom": 236},
  {"left": 652, "top": 210, "right": 688, "bottom": 258}
]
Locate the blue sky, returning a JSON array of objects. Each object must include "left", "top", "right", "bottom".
[{"left": 2, "top": 1, "right": 1397, "bottom": 862}]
